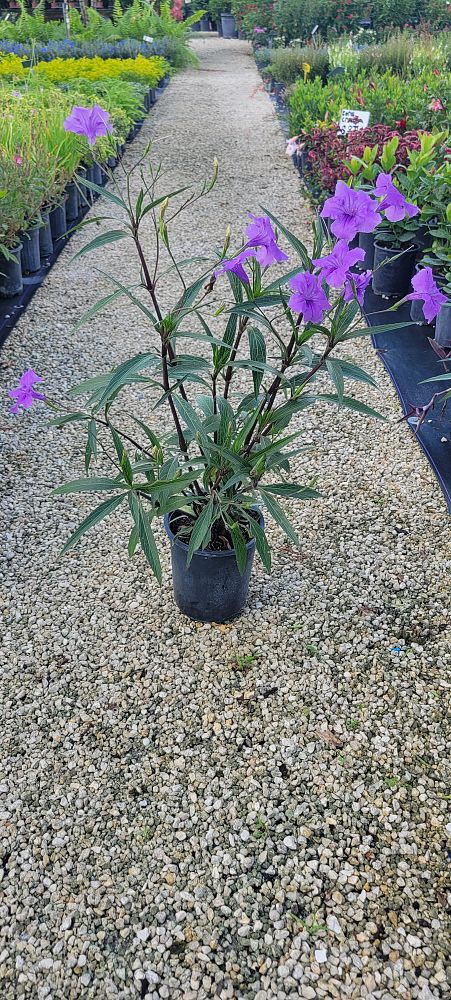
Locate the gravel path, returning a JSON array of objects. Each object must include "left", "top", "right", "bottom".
[{"left": 1, "top": 38, "right": 450, "bottom": 1000}]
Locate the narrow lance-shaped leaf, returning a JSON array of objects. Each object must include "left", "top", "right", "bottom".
[
  {"left": 247, "top": 325, "right": 266, "bottom": 397},
  {"left": 60, "top": 494, "right": 125, "bottom": 555},
  {"left": 230, "top": 521, "right": 247, "bottom": 575},
  {"left": 259, "top": 489, "right": 301, "bottom": 548},
  {"left": 72, "top": 229, "right": 130, "bottom": 261},
  {"left": 186, "top": 499, "right": 214, "bottom": 567}
]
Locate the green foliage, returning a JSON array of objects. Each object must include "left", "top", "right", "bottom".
[
  {"left": 268, "top": 46, "right": 329, "bottom": 85},
  {"left": 290, "top": 68, "right": 451, "bottom": 133},
  {"left": 31, "top": 153, "right": 402, "bottom": 583}
]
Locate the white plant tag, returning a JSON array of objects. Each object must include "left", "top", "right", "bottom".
[{"left": 339, "top": 109, "right": 370, "bottom": 135}]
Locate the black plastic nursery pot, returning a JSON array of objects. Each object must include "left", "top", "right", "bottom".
[
  {"left": 93, "top": 162, "right": 103, "bottom": 187},
  {"left": 221, "top": 13, "right": 236, "bottom": 38},
  {"left": 65, "top": 181, "right": 79, "bottom": 223},
  {"left": 435, "top": 301, "right": 451, "bottom": 349},
  {"left": 358, "top": 231, "right": 375, "bottom": 270},
  {"left": 49, "top": 203, "right": 67, "bottom": 242},
  {"left": 39, "top": 213, "right": 53, "bottom": 257},
  {"left": 199, "top": 15, "right": 209, "bottom": 31},
  {"left": 164, "top": 512, "right": 262, "bottom": 623},
  {"left": 410, "top": 296, "right": 432, "bottom": 327},
  {"left": 372, "top": 242, "right": 418, "bottom": 298},
  {"left": 0, "top": 245, "right": 23, "bottom": 299},
  {"left": 20, "top": 223, "right": 41, "bottom": 274}
]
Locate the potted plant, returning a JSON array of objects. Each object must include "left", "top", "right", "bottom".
[
  {"left": 9, "top": 108, "right": 404, "bottom": 622},
  {"left": 220, "top": 1, "right": 236, "bottom": 38},
  {"left": 0, "top": 153, "right": 27, "bottom": 299}
]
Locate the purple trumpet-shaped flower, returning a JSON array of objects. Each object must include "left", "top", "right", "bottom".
[
  {"left": 343, "top": 269, "right": 373, "bottom": 306},
  {"left": 215, "top": 248, "right": 256, "bottom": 284},
  {"left": 321, "top": 180, "right": 382, "bottom": 242},
  {"left": 244, "top": 213, "right": 289, "bottom": 267},
  {"left": 405, "top": 267, "right": 448, "bottom": 323},
  {"left": 64, "top": 105, "right": 113, "bottom": 146},
  {"left": 374, "top": 173, "right": 419, "bottom": 223},
  {"left": 9, "top": 368, "right": 45, "bottom": 414},
  {"left": 288, "top": 271, "right": 331, "bottom": 324},
  {"left": 312, "top": 239, "right": 365, "bottom": 288}
]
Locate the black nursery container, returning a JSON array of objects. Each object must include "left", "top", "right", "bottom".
[
  {"left": 0, "top": 244, "right": 23, "bottom": 299},
  {"left": 372, "top": 242, "right": 418, "bottom": 298},
  {"left": 65, "top": 181, "right": 79, "bottom": 223},
  {"left": 39, "top": 213, "right": 53, "bottom": 257},
  {"left": 164, "top": 512, "right": 262, "bottom": 623},
  {"left": 20, "top": 223, "right": 41, "bottom": 274},
  {"left": 358, "top": 231, "right": 375, "bottom": 270},
  {"left": 49, "top": 202, "right": 67, "bottom": 242},
  {"left": 435, "top": 302, "right": 451, "bottom": 349}
]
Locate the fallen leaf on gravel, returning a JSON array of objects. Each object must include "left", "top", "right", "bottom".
[{"left": 315, "top": 728, "right": 344, "bottom": 748}]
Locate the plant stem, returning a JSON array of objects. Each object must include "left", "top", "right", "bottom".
[{"left": 223, "top": 316, "right": 248, "bottom": 399}]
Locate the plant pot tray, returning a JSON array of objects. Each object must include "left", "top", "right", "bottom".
[{"left": 363, "top": 286, "right": 451, "bottom": 511}]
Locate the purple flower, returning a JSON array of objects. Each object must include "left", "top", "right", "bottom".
[
  {"left": 64, "top": 105, "right": 113, "bottom": 146},
  {"left": 374, "top": 173, "right": 419, "bottom": 223},
  {"left": 405, "top": 267, "right": 448, "bottom": 323},
  {"left": 321, "top": 180, "right": 382, "bottom": 241},
  {"left": 9, "top": 369, "right": 45, "bottom": 414},
  {"left": 215, "top": 248, "right": 256, "bottom": 284},
  {"left": 343, "top": 270, "right": 373, "bottom": 306},
  {"left": 244, "top": 214, "right": 289, "bottom": 267},
  {"left": 312, "top": 239, "right": 365, "bottom": 288},
  {"left": 288, "top": 271, "right": 331, "bottom": 324}
]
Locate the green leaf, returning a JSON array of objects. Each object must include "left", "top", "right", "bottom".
[
  {"left": 95, "top": 353, "right": 159, "bottom": 410},
  {"left": 131, "top": 417, "right": 163, "bottom": 462},
  {"left": 71, "top": 288, "right": 126, "bottom": 335},
  {"left": 60, "top": 494, "right": 124, "bottom": 554},
  {"left": 315, "top": 394, "right": 387, "bottom": 421},
  {"left": 339, "top": 321, "right": 406, "bottom": 342},
  {"left": 186, "top": 500, "right": 214, "bottom": 567},
  {"left": 326, "top": 359, "right": 345, "bottom": 405},
  {"left": 128, "top": 524, "right": 139, "bottom": 558},
  {"left": 84, "top": 418, "right": 97, "bottom": 473},
  {"left": 137, "top": 506, "right": 162, "bottom": 583},
  {"left": 243, "top": 513, "right": 271, "bottom": 572},
  {"left": 259, "top": 490, "right": 300, "bottom": 547},
  {"left": 72, "top": 229, "right": 129, "bottom": 261},
  {"left": 230, "top": 521, "right": 247, "bottom": 575},
  {"left": 247, "top": 326, "right": 267, "bottom": 397},
  {"left": 76, "top": 177, "right": 126, "bottom": 209},
  {"left": 49, "top": 412, "right": 90, "bottom": 427},
  {"left": 261, "top": 207, "right": 310, "bottom": 269},
  {"left": 263, "top": 483, "right": 319, "bottom": 500},
  {"left": 53, "top": 477, "right": 125, "bottom": 495}
]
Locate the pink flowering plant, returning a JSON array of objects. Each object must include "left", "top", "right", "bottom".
[{"left": 9, "top": 107, "right": 405, "bottom": 582}]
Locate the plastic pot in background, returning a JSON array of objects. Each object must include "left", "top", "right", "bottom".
[
  {"left": 76, "top": 167, "right": 88, "bottom": 210},
  {"left": 49, "top": 202, "right": 67, "bottom": 243},
  {"left": 39, "top": 213, "right": 53, "bottom": 257},
  {"left": 221, "top": 13, "right": 236, "bottom": 38},
  {"left": 358, "top": 231, "right": 375, "bottom": 271},
  {"left": 434, "top": 301, "right": 451, "bottom": 349},
  {"left": 65, "top": 181, "right": 79, "bottom": 223},
  {"left": 107, "top": 154, "right": 118, "bottom": 169},
  {"left": 164, "top": 512, "right": 262, "bottom": 623},
  {"left": 217, "top": 18, "right": 223, "bottom": 36},
  {"left": 410, "top": 296, "right": 432, "bottom": 327},
  {"left": 93, "top": 162, "right": 103, "bottom": 187},
  {"left": 199, "top": 15, "right": 209, "bottom": 30},
  {"left": 20, "top": 223, "right": 41, "bottom": 274},
  {"left": 0, "top": 244, "right": 23, "bottom": 299},
  {"left": 372, "top": 242, "right": 418, "bottom": 298}
]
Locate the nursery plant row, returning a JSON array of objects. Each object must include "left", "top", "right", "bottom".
[
  {"left": 0, "top": 54, "right": 171, "bottom": 347},
  {"left": 254, "top": 35, "right": 451, "bottom": 505}
]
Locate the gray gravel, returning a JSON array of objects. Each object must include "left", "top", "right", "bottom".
[{"left": 1, "top": 37, "right": 450, "bottom": 1000}]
